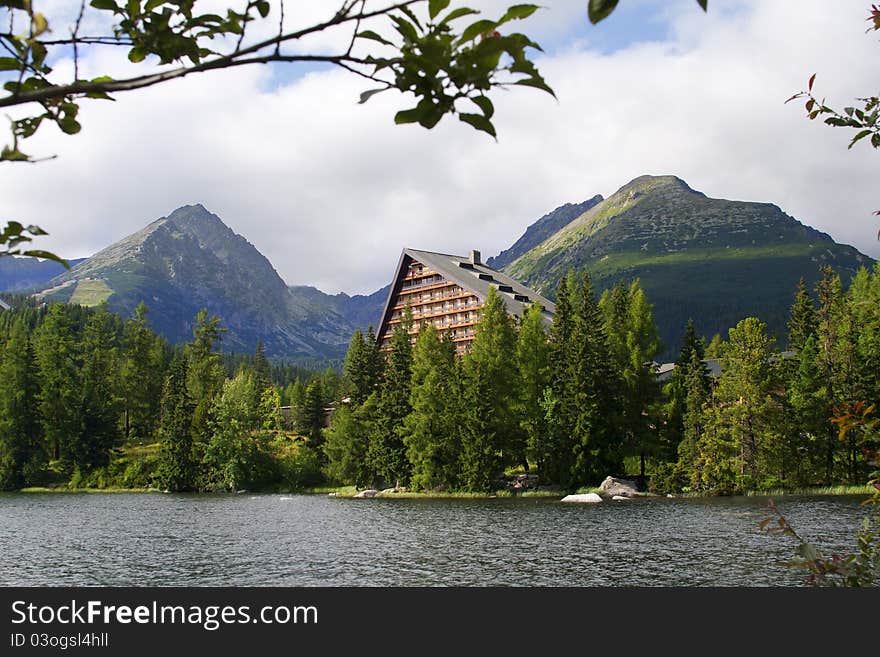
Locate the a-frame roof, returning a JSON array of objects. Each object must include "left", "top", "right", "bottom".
[{"left": 377, "top": 248, "right": 556, "bottom": 339}]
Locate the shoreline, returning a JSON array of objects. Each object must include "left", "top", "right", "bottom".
[{"left": 8, "top": 485, "right": 872, "bottom": 498}]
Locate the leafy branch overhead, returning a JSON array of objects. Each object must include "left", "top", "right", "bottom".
[
  {"left": 0, "top": 221, "right": 68, "bottom": 266},
  {"left": 0, "top": 0, "right": 553, "bottom": 162},
  {"left": 586, "top": 0, "right": 706, "bottom": 24}
]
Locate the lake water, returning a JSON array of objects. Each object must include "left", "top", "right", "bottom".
[{"left": 0, "top": 493, "right": 870, "bottom": 586}]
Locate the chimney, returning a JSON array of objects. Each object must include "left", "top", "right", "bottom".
[{"left": 469, "top": 249, "right": 481, "bottom": 265}]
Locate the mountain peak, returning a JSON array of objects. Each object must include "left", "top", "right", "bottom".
[{"left": 614, "top": 174, "right": 700, "bottom": 199}]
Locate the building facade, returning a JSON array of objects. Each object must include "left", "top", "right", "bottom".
[{"left": 376, "top": 248, "right": 556, "bottom": 353}]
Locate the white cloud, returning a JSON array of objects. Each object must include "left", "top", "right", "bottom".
[{"left": 2, "top": 0, "right": 878, "bottom": 295}]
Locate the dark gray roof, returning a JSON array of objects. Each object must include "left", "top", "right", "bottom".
[
  {"left": 377, "top": 248, "right": 556, "bottom": 337},
  {"left": 656, "top": 352, "right": 795, "bottom": 382}
]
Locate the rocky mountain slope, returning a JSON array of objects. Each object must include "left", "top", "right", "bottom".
[
  {"left": 34, "top": 205, "right": 369, "bottom": 361},
  {"left": 500, "top": 175, "right": 873, "bottom": 358}
]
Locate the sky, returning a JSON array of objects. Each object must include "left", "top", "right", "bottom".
[{"left": 3, "top": 0, "right": 879, "bottom": 295}]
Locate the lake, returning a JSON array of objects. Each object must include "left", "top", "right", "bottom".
[{"left": 0, "top": 493, "right": 870, "bottom": 586}]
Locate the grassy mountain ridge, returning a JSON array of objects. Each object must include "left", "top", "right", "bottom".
[{"left": 501, "top": 175, "right": 873, "bottom": 359}]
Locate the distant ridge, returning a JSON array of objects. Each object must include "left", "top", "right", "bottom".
[{"left": 498, "top": 175, "right": 873, "bottom": 358}]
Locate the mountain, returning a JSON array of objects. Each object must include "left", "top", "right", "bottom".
[
  {"left": 33, "top": 205, "right": 373, "bottom": 362},
  {"left": 289, "top": 285, "right": 390, "bottom": 332},
  {"left": 0, "top": 256, "right": 87, "bottom": 292},
  {"left": 500, "top": 175, "right": 874, "bottom": 359},
  {"left": 486, "top": 195, "right": 603, "bottom": 270}
]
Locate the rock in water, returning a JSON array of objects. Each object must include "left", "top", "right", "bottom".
[
  {"left": 599, "top": 476, "right": 639, "bottom": 498},
  {"left": 354, "top": 489, "right": 378, "bottom": 498},
  {"left": 560, "top": 493, "right": 603, "bottom": 504}
]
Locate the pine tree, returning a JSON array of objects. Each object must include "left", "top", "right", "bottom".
[
  {"left": 253, "top": 339, "right": 270, "bottom": 399},
  {"left": 815, "top": 266, "right": 845, "bottom": 483},
  {"left": 342, "top": 329, "right": 378, "bottom": 406},
  {"left": 677, "top": 350, "right": 710, "bottom": 490},
  {"left": 700, "top": 317, "right": 778, "bottom": 492},
  {"left": 154, "top": 357, "right": 198, "bottom": 492},
  {"left": 568, "top": 272, "right": 622, "bottom": 487},
  {"left": 543, "top": 273, "right": 576, "bottom": 484},
  {"left": 662, "top": 319, "right": 708, "bottom": 460},
  {"left": 788, "top": 277, "right": 817, "bottom": 352},
  {"left": 784, "top": 335, "right": 827, "bottom": 486},
  {"left": 73, "top": 305, "right": 123, "bottom": 472},
  {"left": 0, "top": 321, "right": 43, "bottom": 489},
  {"left": 464, "top": 287, "right": 522, "bottom": 469},
  {"left": 301, "top": 379, "right": 326, "bottom": 449},
  {"left": 120, "top": 302, "right": 166, "bottom": 442},
  {"left": 368, "top": 309, "right": 413, "bottom": 487},
  {"left": 515, "top": 302, "right": 550, "bottom": 473},
  {"left": 459, "top": 360, "right": 501, "bottom": 492},
  {"left": 34, "top": 304, "right": 82, "bottom": 466},
  {"left": 185, "top": 309, "right": 227, "bottom": 444},
  {"left": 601, "top": 279, "right": 661, "bottom": 478},
  {"left": 403, "top": 325, "right": 459, "bottom": 490}
]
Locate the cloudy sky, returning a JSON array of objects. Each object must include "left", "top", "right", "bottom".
[{"left": 3, "top": 0, "right": 878, "bottom": 294}]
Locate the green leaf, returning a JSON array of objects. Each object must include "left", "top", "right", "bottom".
[
  {"left": 587, "top": 0, "right": 619, "bottom": 24},
  {"left": 442, "top": 7, "right": 480, "bottom": 24},
  {"left": 459, "top": 112, "right": 497, "bottom": 138},
  {"left": 255, "top": 1, "right": 270, "bottom": 18},
  {"left": 394, "top": 107, "right": 423, "bottom": 125},
  {"left": 128, "top": 47, "right": 148, "bottom": 63},
  {"left": 21, "top": 250, "right": 69, "bottom": 268},
  {"left": 849, "top": 129, "right": 873, "bottom": 148},
  {"left": 90, "top": 0, "right": 119, "bottom": 11},
  {"left": 471, "top": 95, "right": 494, "bottom": 119},
  {"left": 358, "top": 88, "right": 388, "bottom": 104},
  {"left": 391, "top": 16, "right": 419, "bottom": 43},
  {"left": 428, "top": 0, "right": 451, "bottom": 20},
  {"left": 357, "top": 30, "right": 394, "bottom": 46},
  {"left": 459, "top": 19, "right": 498, "bottom": 43},
  {"left": 58, "top": 117, "right": 81, "bottom": 135},
  {"left": 85, "top": 90, "right": 114, "bottom": 101},
  {"left": 0, "top": 57, "right": 20, "bottom": 71},
  {"left": 513, "top": 76, "right": 555, "bottom": 97},
  {"left": 144, "top": 0, "right": 164, "bottom": 11},
  {"left": 696, "top": 0, "right": 708, "bottom": 10},
  {"left": 499, "top": 4, "right": 540, "bottom": 23}
]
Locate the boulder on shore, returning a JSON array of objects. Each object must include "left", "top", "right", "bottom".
[
  {"left": 560, "top": 493, "right": 603, "bottom": 504},
  {"left": 354, "top": 489, "right": 379, "bottom": 498},
  {"left": 599, "top": 476, "right": 639, "bottom": 498}
]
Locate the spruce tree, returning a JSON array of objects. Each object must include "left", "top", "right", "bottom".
[
  {"left": 342, "top": 329, "right": 377, "bottom": 406},
  {"left": 403, "top": 325, "right": 458, "bottom": 490},
  {"left": 368, "top": 310, "right": 413, "bottom": 488},
  {"left": 0, "top": 321, "right": 43, "bottom": 489},
  {"left": 515, "top": 302, "right": 550, "bottom": 473},
  {"left": 253, "top": 339, "right": 271, "bottom": 399},
  {"left": 459, "top": 361, "right": 501, "bottom": 492},
  {"left": 301, "top": 379, "right": 326, "bottom": 449},
  {"left": 74, "top": 305, "right": 123, "bottom": 472},
  {"left": 784, "top": 335, "right": 827, "bottom": 486},
  {"left": 543, "top": 273, "right": 576, "bottom": 484},
  {"left": 568, "top": 272, "right": 622, "bottom": 487},
  {"left": 34, "top": 304, "right": 82, "bottom": 465},
  {"left": 154, "top": 357, "right": 198, "bottom": 492},
  {"left": 120, "top": 302, "right": 166, "bottom": 442},
  {"left": 815, "top": 266, "right": 845, "bottom": 483},
  {"left": 787, "top": 277, "right": 817, "bottom": 352},
  {"left": 185, "top": 309, "right": 227, "bottom": 445},
  {"left": 464, "top": 287, "right": 521, "bottom": 469}
]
